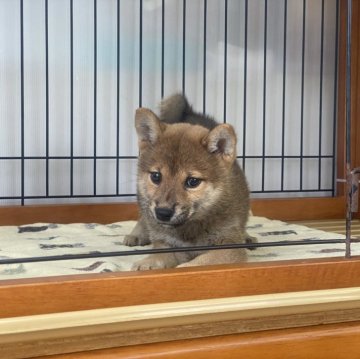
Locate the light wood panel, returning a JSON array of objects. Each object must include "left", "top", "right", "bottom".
[
  {"left": 35, "top": 321, "right": 360, "bottom": 359},
  {"left": 250, "top": 196, "right": 346, "bottom": 220},
  {"left": 2, "top": 257, "right": 360, "bottom": 319},
  {"left": 0, "top": 203, "right": 139, "bottom": 226},
  {"left": 0, "top": 196, "right": 347, "bottom": 226},
  {"left": 2, "top": 287, "right": 360, "bottom": 359}
]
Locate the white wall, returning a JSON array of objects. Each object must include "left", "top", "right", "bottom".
[{"left": 0, "top": 0, "right": 338, "bottom": 204}]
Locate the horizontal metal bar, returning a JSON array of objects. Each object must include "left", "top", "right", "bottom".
[
  {"left": 0, "top": 238, "right": 354, "bottom": 265},
  {"left": 250, "top": 189, "right": 333, "bottom": 193},
  {"left": 237, "top": 155, "right": 334, "bottom": 159},
  {"left": 0, "top": 156, "right": 138, "bottom": 160},
  {"left": 0, "top": 155, "right": 335, "bottom": 161},
  {"left": 0, "top": 194, "right": 136, "bottom": 200},
  {"left": 0, "top": 189, "right": 334, "bottom": 201}
]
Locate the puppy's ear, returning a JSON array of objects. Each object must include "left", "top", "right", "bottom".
[
  {"left": 203, "top": 124, "right": 237, "bottom": 163},
  {"left": 135, "top": 108, "right": 165, "bottom": 148}
]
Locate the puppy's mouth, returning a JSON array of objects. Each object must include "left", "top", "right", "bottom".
[
  {"left": 152, "top": 209, "right": 190, "bottom": 227},
  {"left": 156, "top": 217, "right": 188, "bottom": 228},
  {"left": 157, "top": 221, "right": 180, "bottom": 228}
]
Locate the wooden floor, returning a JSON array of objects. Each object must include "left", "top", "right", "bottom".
[{"left": 293, "top": 219, "right": 360, "bottom": 238}]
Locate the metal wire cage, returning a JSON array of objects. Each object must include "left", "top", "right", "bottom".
[
  {"left": 0, "top": 0, "right": 357, "bottom": 265},
  {"left": 0, "top": 0, "right": 340, "bottom": 205}
]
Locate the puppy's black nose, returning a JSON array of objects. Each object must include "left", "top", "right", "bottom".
[{"left": 155, "top": 207, "right": 174, "bottom": 222}]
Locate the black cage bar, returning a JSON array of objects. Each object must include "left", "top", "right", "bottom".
[{"left": 0, "top": 0, "right": 340, "bottom": 205}]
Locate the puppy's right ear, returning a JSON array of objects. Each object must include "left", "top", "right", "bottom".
[{"left": 135, "top": 108, "right": 165, "bottom": 148}]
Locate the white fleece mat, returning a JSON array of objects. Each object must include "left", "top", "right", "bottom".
[{"left": 0, "top": 216, "right": 355, "bottom": 280}]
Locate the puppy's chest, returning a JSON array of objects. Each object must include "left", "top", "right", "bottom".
[{"left": 150, "top": 226, "right": 220, "bottom": 247}]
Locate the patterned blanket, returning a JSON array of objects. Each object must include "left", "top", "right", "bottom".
[{"left": 0, "top": 216, "right": 355, "bottom": 280}]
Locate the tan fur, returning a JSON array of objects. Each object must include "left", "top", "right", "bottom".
[{"left": 124, "top": 95, "right": 254, "bottom": 270}]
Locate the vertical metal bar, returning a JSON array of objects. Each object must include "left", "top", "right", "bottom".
[
  {"left": 242, "top": 0, "right": 248, "bottom": 171},
  {"left": 20, "top": 0, "right": 25, "bottom": 206},
  {"left": 261, "top": 0, "right": 267, "bottom": 192},
  {"left": 203, "top": 0, "right": 207, "bottom": 114},
  {"left": 300, "top": 0, "right": 306, "bottom": 191},
  {"left": 45, "top": 0, "right": 49, "bottom": 197},
  {"left": 93, "top": 0, "right": 97, "bottom": 195},
  {"left": 223, "top": 0, "right": 227, "bottom": 123},
  {"left": 331, "top": 0, "right": 339, "bottom": 197},
  {"left": 70, "top": 0, "right": 74, "bottom": 196},
  {"left": 281, "top": 0, "right": 288, "bottom": 191},
  {"left": 182, "top": 0, "right": 186, "bottom": 94},
  {"left": 345, "top": 0, "right": 353, "bottom": 258},
  {"left": 345, "top": 1, "right": 352, "bottom": 167},
  {"left": 139, "top": 0, "right": 143, "bottom": 107},
  {"left": 116, "top": 0, "right": 120, "bottom": 195},
  {"left": 318, "top": 0, "right": 325, "bottom": 190},
  {"left": 161, "top": 0, "right": 165, "bottom": 98}
]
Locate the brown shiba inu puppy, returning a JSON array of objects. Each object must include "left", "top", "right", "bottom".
[{"left": 124, "top": 94, "right": 253, "bottom": 270}]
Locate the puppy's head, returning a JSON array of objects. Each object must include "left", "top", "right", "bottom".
[{"left": 135, "top": 108, "right": 237, "bottom": 227}]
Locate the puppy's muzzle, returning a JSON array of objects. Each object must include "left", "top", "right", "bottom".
[{"left": 155, "top": 207, "right": 174, "bottom": 222}]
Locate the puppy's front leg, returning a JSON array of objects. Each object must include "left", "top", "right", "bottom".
[
  {"left": 177, "top": 248, "right": 247, "bottom": 268},
  {"left": 123, "top": 218, "right": 150, "bottom": 246},
  {"left": 131, "top": 241, "right": 189, "bottom": 271}
]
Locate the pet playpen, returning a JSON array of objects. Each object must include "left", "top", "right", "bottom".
[{"left": 0, "top": 0, "right": 359, "bottom": 357}]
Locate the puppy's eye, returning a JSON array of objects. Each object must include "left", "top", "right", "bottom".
[
  {"left": 150, "top": 171, "right": 162, "bottom": 185},
  {"left": 185, "top": 177, "right": 202, "bottom": 189}
]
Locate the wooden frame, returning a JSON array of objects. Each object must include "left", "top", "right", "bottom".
[
  {"left": 1, "top": 258, "right": 360, "bottom": 358},
  {"left": 2, "top": 257, "right": 360, "bottom": 319},
  {"left": 2, "top": 286, "right": 360, "bottom": 358},
  {"left": 0, "top": 196, "right": 347, "bottom": 226},
  {"left": 0, "top": 1, "right": 359, "bottom": 357},
  {"left": 30, "top": 321, "right": 360, "bottom": 359}
]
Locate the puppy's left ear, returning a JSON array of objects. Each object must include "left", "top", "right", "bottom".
[
  {"left": 135, "top": 108, "right": 165, "bottom": 149},
  {"left": 203, "top": 124, "right": 237, "bottom": 163}
]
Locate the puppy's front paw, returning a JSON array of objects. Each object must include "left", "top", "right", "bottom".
[
  {"left": 131, "top": 253, "right": 179, "bottom": 271},
  {"left": 176, "top": 261, "right": 194, "bottom": 268},
  {"left": 131, "top": 256, "right": 167, "bottom": 271},
  {"left": 123, "top": 235, "right": 140, "bottom": 246},
  {"left": 245, "top": 234, "right": 258, "bottom": 250},
  {"left": 123, "top": 234, "right": 150, "bottom": 247}
]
